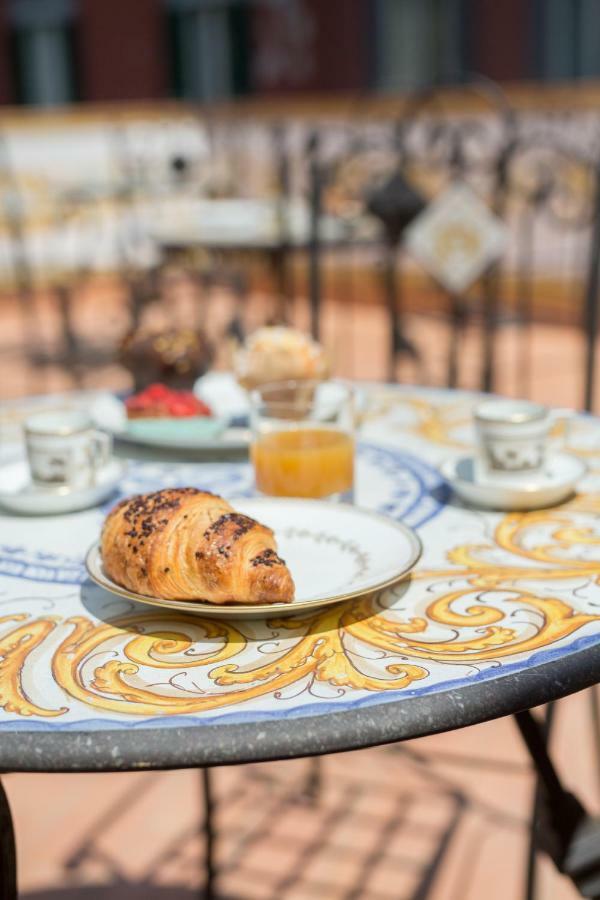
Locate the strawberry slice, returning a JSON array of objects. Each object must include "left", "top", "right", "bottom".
[{"left": 126, "top": 383, "right": 212, "bottom": 418}]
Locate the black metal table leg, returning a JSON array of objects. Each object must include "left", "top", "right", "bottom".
[
  {"left": 514, "top": 709, "right": 600, "bottom": 898},
  {"left": 227, "top": 268, "right": 247, "bottom": 344},
  {"left": 307, "top": 131, "right": 322, "bottom": 342},
  {"left": 583, "top": 160, "right": 600, "bottom": 414},
  {"left": 524, "top": 703, "right": 556, "bottom": 900},
  {"left": 382, "top": 241, "right": 399, "bottom": 384},
  {"left": 380, "top": 239, "right": 421, "bottom": 384},
  {"left": 269, "top": 245, "right": 292, "bottom": 325},
  {"left": 0, "top": 777, "right": 16, "bottom": 900},
  {"left": 55, "top": 282, "right": 79, "bottom": 363},
  {"left": 303, "top": 756, "right": 322, "bottom": 804},
  {"left": 588, "top": 688, "right": 600, "bottom": 785},
  {"left": 447, "top": 296, "right": 466, "bottom": 389},
  {"left": 201, "top": 768, "right": 216, "bottom": 900},
  {"left": 481, "top": 265, "right": 499, "bottom": 394}
]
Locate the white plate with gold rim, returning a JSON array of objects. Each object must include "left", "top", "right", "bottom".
[{"left": 85, "top": 497, "right": 422, "bottom": 618}]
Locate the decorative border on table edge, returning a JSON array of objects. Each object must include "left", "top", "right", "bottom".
[{"left": 0, "top": 634, "right": 599, "bottom": 773}]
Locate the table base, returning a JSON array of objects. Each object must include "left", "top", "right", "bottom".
[
  {"left": 202, "top": 768, "right": 216, "bottom": 900},
  {"left": 2, "top": 714, "right": 600, "bottom": 899},
  {"left": 515, "top": 709, "right": 600, "bottom": 899},
  {"left": 0, "top": 777, "right": 16, "bottom": 900}
]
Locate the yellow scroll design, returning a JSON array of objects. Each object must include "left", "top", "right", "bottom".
[
  {"left": 44, "top": 606, "right": 428, "bottom": 717},
  {"left": 0, "top": 615, "right": 67, "bottom": 717}
]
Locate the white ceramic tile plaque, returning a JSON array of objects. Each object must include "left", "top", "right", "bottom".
[{"left": 404, "top": 183, "right": 507, "bottom": 293}]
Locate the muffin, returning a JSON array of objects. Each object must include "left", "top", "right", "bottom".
[
  {"left": 234, "top": 327, "right": 329, "bottom": 391},
  {"left": 120, "top": 327, "right": 213, "bottom": 391}
]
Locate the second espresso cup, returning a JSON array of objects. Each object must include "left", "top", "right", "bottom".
[
  {"left": 24, "top": 411, "right": 112, "bottom": 490},
  {"left": 474, "top": 399, "right": 552, "bottom": 482}
]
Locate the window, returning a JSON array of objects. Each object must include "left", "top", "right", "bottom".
[
  {"left": 374, "top": 0, "right": 464, "bottom": 92},
  {"left": 10, "top": 0, "right": 76, "bottom": 106},
  {"left": 536, "top": 0, "right": 600, "bottom": 80},
  {"left": 168, "top": 0, "right": 249, "bottom": 101}
]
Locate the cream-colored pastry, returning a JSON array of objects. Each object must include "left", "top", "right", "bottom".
[{"left": 234, "top": 326, "right": 329, "bottom": 390}]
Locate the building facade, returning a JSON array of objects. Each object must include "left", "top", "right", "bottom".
[{"left": 0, "top": 0, "right": 598, "bottom": 108}]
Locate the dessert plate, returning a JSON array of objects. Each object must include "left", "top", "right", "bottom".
[
  {"left": 440, "top": 452, "right": 587, "bottom": 511},
  {"left": 91, "top": 394, "right": 249, "bottom": 452},
  {"left": 85, "top": 497, "right": 422, "bottom": 618},
  {"left": 0, "top": 459, "right": 126, "bottom": 515}
]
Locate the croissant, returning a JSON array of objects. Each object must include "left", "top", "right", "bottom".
[{"left": 101, "top": 488, "right": 295, "bottom": 604}]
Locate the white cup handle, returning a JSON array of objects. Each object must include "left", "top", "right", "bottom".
[
  {"left": 549, "top": 408, "right": 575, "bottom": 450},
  {"left": 91, "top": 430, "right": 112, "bottom": 472}
]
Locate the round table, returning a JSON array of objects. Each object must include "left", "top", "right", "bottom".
[
  {"left": 0, "top": 385, "right": 599, "bottom": 770},
  {"left": 2, "top": 385, "right": 600, "bottom": 896}
]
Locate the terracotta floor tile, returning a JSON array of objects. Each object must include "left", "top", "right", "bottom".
[
  {"left": 219, "top": 872, "right": 276, "bottom": 900},
  {"left": 346, "top": 786, "right": 407, "bottom": 823},
  {"left": 463, "top": 827, "right": 529, "bottom": 900},
  {"left": 330, "top": 815, "right": 387, "bottom": 855},
  {"left": 362, "top": 859, "right": 423, "bottom": 898},
  {"left": 238, "top": 838, "right": 304, "bottom": 877},
  {"left": 401, "top": 797, "right": 465, "bottom": 836},
  {"left": 271, "top": 809, "right": 333, "bottom": 849},
  {"left": 296, "top": 851, "right": 366, "bottom": 893},
  {"left": 535, "top": 853, "right": 580, "bottom": 900},
  {"left": 282, "top": 885, "right": 347, "bottom": 900},
  {"left": 383, "top": 829, "right": 446, "bottom": 867}
]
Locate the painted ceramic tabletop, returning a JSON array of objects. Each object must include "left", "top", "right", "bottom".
[{"left": 1, "top": 386, "right": 600, "bottom": 771}]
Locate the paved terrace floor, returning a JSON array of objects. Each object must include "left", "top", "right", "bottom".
[{"left": 1, "top": 278, "right": 598, "bottom": 899}]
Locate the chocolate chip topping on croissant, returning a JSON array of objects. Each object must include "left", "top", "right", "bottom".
[{"left": 101, "top": 488, "right": 295, "bottom": 604}]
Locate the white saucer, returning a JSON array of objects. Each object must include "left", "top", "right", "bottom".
[
  {"left": 0, "top": 459, "right": 127, "bottom": 515},
  {"left": 440, "top": 452, "right": 587, "bottom": 511}
]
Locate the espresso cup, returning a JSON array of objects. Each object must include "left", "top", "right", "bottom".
[
  {"left": 24, "top": 411, "right": 112, "bottom": 490},
  {"left": 474, "top": 400, "right": 552, "bottom": 482}
]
